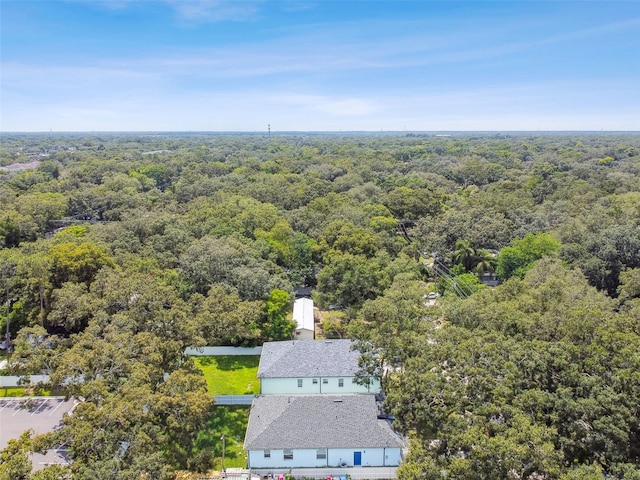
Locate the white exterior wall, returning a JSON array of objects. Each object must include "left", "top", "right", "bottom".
[
  {"left": 383, "top": 447, "right": 403, "bottom": 466},
  {"left": 328, "top": 449, "right": 360, "bottom": 468},
  {"left": 294, "top": 328, "right": 314, "bottom": 341},
  {"left": 248, "top": 447, "right": 400, "bottom": 469},
  {"left": 0, "top": 375, "right": 50, "bottom": 387},
  {"left": 319, "top": 377, "right": 381, "bottom": 394},
  {"left": 261, "top": 377, "right": 321, "bottom": 394},
  {"left": 185, "top": 346, "right": 262, "bottom": 356},
  {"left": 248, "top": 449, "right": 328, "bottom": 469},
  {"left": 327, "top": 448, "right": 402, "bottom": 467},
  {"left": 260, "top": 377, "right": 380, "bottom": 395}
]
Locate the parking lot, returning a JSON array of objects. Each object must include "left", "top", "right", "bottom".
[{"left": 0, "top": 396, "right": 78, "bottom": 468}]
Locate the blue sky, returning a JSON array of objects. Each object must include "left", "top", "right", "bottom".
[{"left": 1, "top": 1, "right": 639, "bottom": 131}]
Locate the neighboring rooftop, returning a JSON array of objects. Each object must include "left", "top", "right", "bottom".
[
  {"left": 293, "top": 297, "right": 315, "bottom": 332},
  {"left": 293, "top": 286, "right": 312, "bottom": 298},
  {"left": 258, "top": 340, "right": 361, "bottom": 379},
  {"left": 244, "top": 394, "right": 403, "bottom": 450}
]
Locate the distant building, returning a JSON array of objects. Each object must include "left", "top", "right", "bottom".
[
  {"left": 0, "top": 160, "right": 41, "bottom": 172},
  {"left": 479, "top": 272, "right": 500, "bottom": 287},
  {"left": 293, "top": 297, "right": 315, "bottom": 340},
  {"left": 141, "top": 149, "right": 171, "bottom": 155},
  {"left": 258, "top": 340, "right": 380, "bottom": 394},
  {"left": 244, "top": 394, "right": 403, "bottom": 469}
]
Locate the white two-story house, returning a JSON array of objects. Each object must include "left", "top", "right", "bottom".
[
  {"left": 245, "top": 340, "right": 401, "bottom": 471},
  {"left": 257, "top": 340, "right": 381, "bottom": 395},
  {"left": 244, "top": 394, "right": 403, "bottom": 469}
]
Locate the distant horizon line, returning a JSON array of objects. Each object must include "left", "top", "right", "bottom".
[{"left": 2, "top": 129, "right": 639, "bottom": 135}]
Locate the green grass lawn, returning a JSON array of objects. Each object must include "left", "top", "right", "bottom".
[
  {"left": 0, "top": 386, "right": 58, "bottom": 397},
  {"left": 192, "top": 356, "right": 260, "bottom": 395},
  {"left": 195, "top": 406, "right": 250, "bottom": 469}
]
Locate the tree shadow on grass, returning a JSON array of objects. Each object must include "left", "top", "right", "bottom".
[
  {"left": 193, "top": 356, "right": 260, "bottom": 371},
  {"left": 195, "top": 406, "right": 250, "bottom": 465},
  {"left": 212, "top": 356, "right": 260, "bottom": 371},
  {"left": 197, "top": 356, "right": 217, "bottom": 366}
]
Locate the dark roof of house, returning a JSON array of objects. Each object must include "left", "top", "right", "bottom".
[
  {"left": 258, "top": 340, "right": 361, "bottom": 378},
  {"left": 294, "top": 286, "right": 313, "bottom": 298},
  {"left": 244, "top": 394, "right": 403, "bottom": 450}
]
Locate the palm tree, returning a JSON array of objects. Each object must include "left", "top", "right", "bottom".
[
  {"left": 453, "top": 239, "right": 477, "bottom": 272},
  {"left": 473, "top": 249, "right": 496, "bottom": 276},
  {"left": 453, "top": 240, "right": 496, "bottom": 277}
]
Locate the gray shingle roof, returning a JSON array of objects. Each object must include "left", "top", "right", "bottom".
[
  {"left": 258, "top": 340, "right": 362, "bottom": 378},
  {"left": 243, "top": 394, "right": 403, "bottom": 450}
]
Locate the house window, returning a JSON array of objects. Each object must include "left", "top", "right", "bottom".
[
  {"left": 297, "top": 379, "right": 303, "bottom": 388},
  {"left": 316, "top": 449, "right": 327, "bottom": 460},
  {"left": 264, "top": 450, "right": 271, "bottom": 458},
  {"left": 284, "top": 449, "right": 293, "bottom": 460},
  {"left": 312, "top": 378, "right": 318, "bottom": 384},
  {"left": 322, "top": 378, "right": 328, "bottom": 384},
  {"left": 338, "top": 378, "right": 344, "bottom": 387}
]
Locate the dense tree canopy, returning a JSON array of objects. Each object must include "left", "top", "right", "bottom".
[
  {"left": 1, "top": 132, "right": 639, "bottom": 477},
  {"left": 387, "top": 260, "right": 640, "bottom": 479}
]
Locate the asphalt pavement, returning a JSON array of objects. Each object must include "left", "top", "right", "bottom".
[{"left": 0, "top": 396, "right": 78, "bottom": 470}]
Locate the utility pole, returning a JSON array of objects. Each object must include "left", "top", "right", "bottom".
[
  {"left": 4, "top": 286, "right": 12, "bottom": 357},
  {"left": 2, "top": 262, "right": 14, "bottom": 357},
  {"left": 221, "top": 434, "right": 226, "bottom": 475},
  {"left": 267, "top": 124, "right": 271, "bottom": 138}
]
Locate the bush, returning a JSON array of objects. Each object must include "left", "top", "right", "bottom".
[{"left": 187, "top": 448, "right": 215, "bottom": 473}]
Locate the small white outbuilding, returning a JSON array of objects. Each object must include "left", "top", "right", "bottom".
[{"left": 293, "top": 297, "right": 315, "bottom": 340}]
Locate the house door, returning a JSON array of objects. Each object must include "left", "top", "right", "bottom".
[{"left": 353, "top": 451, "right": 362, "bottom": 466}]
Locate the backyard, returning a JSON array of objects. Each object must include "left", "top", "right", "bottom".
[
  {"left": 194, "top": 405, "right": 250, "bottom": 469},
  {"left": 189, "top": 355, "right": 259, "bottom": 471},
  {"left": 192, "top": 355, "right": 260, "bottom": 395}
]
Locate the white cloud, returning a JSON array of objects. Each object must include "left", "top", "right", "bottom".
[
  {"left": 316, "top": 98, "right": 378, "bottom": 116},
  {"left": 2, "top": 3, "right": 638, "bottom": 131},
  {"left": 269, "top": 93, "right": 379, "bottom": 116},
  {"left": 72, "top": 0, "right": 263, "bottom": 22},
  {"left": 164, "top": 0, "right": 262, "bottom": 23},
  {"left": 59, "top": 14, "right": 635, "bottom": 83},
  {"left": 3, "top": 75, "right": 639, "bottom": 131},
  {"left": 68, "top": 0, "right": 138, "bottom": 11}
]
